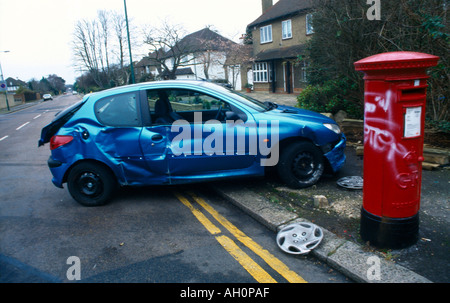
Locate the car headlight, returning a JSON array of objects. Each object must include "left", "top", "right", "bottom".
[{"left": 324, "top": 123, "right": 341, "bottom": 134}]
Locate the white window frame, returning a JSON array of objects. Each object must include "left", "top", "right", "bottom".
[
  {"left": 260, "top": 25, "right": 272, "bottom": 44},
  {"left": 282, "top": 20, "right": 292, "bottom": 40},
  {"left": 306, "top": 14, "right": 314, "bottom": 35},
  {"left": 253, "top": 62, "right": 268, "bottom": 83}
]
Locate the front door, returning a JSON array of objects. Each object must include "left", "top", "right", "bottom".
[{"left": 284, "top": 61, "right": 293, "bottom": 94}]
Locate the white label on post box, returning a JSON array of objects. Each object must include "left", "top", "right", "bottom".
[
  {"left": 414, "top": 80, "right": 420, "bottom": 87},
  {"left": 404, "top": 107, "right": 422, "bottom": 138}
]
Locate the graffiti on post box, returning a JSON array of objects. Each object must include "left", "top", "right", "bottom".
[
  {"left": 364, "top": 90, "right": 421, "bottom": 191},
  {"left": 364, "top": 123, "right": 408, "bottom": 161}
]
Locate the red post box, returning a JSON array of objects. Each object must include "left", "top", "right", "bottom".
[{"left": 354, "top": 51, "right": 439, "bottom": 249}]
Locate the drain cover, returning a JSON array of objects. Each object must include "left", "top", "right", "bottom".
[
  {"left": 337, "top": 176, "right": 363, "bottom": 190},
  {"left": 276, "top": 223, "right": 323, "bottom": 255}
]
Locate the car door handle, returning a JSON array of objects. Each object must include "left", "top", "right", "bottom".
[{"left": 151, "top": 134, "right": 164, "bottom": 142}]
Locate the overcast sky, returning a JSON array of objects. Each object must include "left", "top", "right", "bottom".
[{"left": 0, "top": 0, "right": 278, "bottom": 85}]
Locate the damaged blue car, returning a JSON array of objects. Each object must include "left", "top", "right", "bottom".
[{"left": 39, "top": 80, "right": 346, "bottom": 206}]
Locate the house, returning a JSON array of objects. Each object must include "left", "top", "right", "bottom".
[
  {"left": 5, "top": 77, "right": 27, "bottom": 93},
  {"left": 247, "top": 0, "right": 314, "bottom": 94},
  {"left": 166, "top": 28, "right": 237, "bottom": 83},
  {"left": 134, "top": 55, "right": 160, "bottom": 82},
  {"left": 140, "top": 27, "right": 247, "bottom": 89}
]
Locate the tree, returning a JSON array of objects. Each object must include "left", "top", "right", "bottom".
[
  {"left": 27, "top": 75, "right": 66, "bottom": 95},
  {"left": 47, "top": 74, "right": 66, "bottom": 94},
  {"left": 143, "top": 21, "right": 194, "bottom": 80},
  {"left": 192, "top": 27, "right": 238, "bottom": 80},
  {"left": 72, "top": 18, "right": 104, "bottom": 87},
  {"left": 303, "top": 0, "right": 448, "bottom": 121},
  {"left": 72, "top": 10, "right": 135, "bottom": 90}
]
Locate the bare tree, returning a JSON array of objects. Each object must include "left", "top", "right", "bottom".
[
  {"left": 143, "top": 21, "right": 195, "bottom": 79},
  {"left": 223, "top": 44, "right": 254, "bottom": 89},
  {"left": 110, "top": 11, "right": 130, "bottom": 86},
  {"left": 97, "top": 10, "right": 111, "bottom": 74},
  {"left": 72, "top": 19, "right": 105, "bottom": 87},
  {"left": 72, "top": 10, "right": 136, "bottom": 89}
]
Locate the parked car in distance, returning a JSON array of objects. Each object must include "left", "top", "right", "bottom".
[
  {"left": 43, "top": 94, "right": 53, "bottom": 101},
  {"left": 39, "top": 80, "right": 346, "bottom": 206}
]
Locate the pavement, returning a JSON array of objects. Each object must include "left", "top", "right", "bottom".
[
  {"left": 0, "top": 99, "right": 44, "bottom": 115},
  {"left": 212, "top": 183, "right": 433, "bottom": 283}
]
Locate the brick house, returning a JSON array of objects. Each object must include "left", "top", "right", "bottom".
[{"left": 247, "top": 0, "right": 313, "bottom": 94}]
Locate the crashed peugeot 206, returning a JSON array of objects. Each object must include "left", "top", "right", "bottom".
[{"left": 39, "top": 80, "right": 346, "bottom": 206}]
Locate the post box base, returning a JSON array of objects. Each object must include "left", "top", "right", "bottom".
[{"left": 360, "top": 208, "right": 419, "bottom": 249}]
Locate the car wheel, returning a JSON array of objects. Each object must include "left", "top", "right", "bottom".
[
  {"left": 277, "top": 141, "right": 324, "bottom": 189},
  {"left": 67, "top": 162, "right": 116, "bottom": 206}
]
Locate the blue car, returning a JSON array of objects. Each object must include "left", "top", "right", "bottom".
[{"left": 39, "top": 80, "right": 346, "bottom": 206}]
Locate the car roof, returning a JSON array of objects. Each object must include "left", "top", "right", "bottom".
[{"left": 87, "top": 80, "right": 229, "bottom": 99}]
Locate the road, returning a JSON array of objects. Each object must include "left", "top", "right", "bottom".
[{"left": 0, "top": 94, "right": 350, "bottom": 285}]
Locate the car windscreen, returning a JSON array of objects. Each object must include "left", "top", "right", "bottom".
[{"left": 225, "top": 90, "right": 270, "bottom": 112}]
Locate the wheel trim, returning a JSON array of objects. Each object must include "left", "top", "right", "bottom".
[
  {"left": 292, "top": 152, "right": 315, "bottom": 179},
  {"left": 77, "top": 172, "right": 103, "bottom": 198}
]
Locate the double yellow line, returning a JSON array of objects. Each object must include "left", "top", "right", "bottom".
[{"left": 174, "top": 191, "right": 307, "bottom": 283}]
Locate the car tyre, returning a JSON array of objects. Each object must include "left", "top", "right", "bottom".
[
  {"left": 277, "top": 141, "right": 324, "bottom": 189},
  {"left": 67, "top": 162, "right": 116, "bottom": 207}
]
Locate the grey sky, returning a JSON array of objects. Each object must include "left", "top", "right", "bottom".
[{"left": 0, "top": 0, "right": 276, "bottom": 84}]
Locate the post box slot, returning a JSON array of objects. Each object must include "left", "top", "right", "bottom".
[{"left": 399, "top": 86, "right": 427, "bottom": 101}]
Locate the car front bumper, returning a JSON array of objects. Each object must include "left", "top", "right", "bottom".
[{"left": 324, "top": 135, "right": 346, "bottom": 173}]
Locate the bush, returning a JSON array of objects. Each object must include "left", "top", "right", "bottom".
[
  {"left": 427, "top": 118, "right": 450, "bottom": 133},
  {"left": 297, "top": 78, "right": 363, "bottom": 119}
]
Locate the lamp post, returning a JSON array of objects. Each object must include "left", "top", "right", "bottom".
[
  {"left": 0, "top": 50, "right": 11, "bottom": 111},
  {"left": 124, "top": 0, "right": 135, "bottom": 84}
]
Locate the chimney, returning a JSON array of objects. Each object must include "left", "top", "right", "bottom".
[{"left": 262, "top": 0, "right": 273, "bottom": 14}]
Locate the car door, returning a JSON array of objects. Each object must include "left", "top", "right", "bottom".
[
  {"left": 94, "top": 91, "right": 153, "bottom": 184},
  {"left": 139, "top": 125, "right": 170, "bottom": 181},
  {"left": 162, "top": 88, "right": 258, "bottom": 178},
  {"left": 137, "top": 89, "right": 171, "bottom": 182}
]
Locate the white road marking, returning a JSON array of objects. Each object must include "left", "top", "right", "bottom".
[
  {"left": 0, "top": 135, "right": 8, "bottom": 141},
  {"left": 33, "top": 114, "right": 41, "bottom": 119},
  {"left": 16, "top": 122, "right": 30, "bottom": 130}
]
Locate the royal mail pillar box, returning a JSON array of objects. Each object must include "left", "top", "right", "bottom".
[{"left": 354, "top": 51, "right": 439, "bottom": 249}]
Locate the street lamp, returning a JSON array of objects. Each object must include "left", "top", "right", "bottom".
[
  {"left": 0, "top": 50, "right": 11, "bottom": 111},
  {"left": 124, "top": 0, "right": 135, "bottom": 84}
]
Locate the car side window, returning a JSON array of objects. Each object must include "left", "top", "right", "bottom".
[
  {"left": 95, "top": 92, "right": 140, "bottom": 127},
  {"left": 146, "top": 88, "right": 246, "bottom": 124}
]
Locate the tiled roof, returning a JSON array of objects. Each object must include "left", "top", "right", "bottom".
[
  {"left": 254, "top": 44, "right": 306, "bottom": 61},
  {"left": 248, "top": 0, "right": 313, "bottom": 28}
]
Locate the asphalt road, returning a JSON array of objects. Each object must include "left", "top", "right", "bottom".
[{"left": 0, "top": 95, "right": 350, "bottom": 285}]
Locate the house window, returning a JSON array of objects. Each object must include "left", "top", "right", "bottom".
[
  {"left": 306, "top": 14, "right": 314, "bottom": 35},
  {"left": 260, "top": 25, "right": 272, "bottom": 44},
  {"left": 253, "top": 62, "right": 268, "bottom": 83},
  {"left": 282, "top": 20, "right": 292, "bottom": 39}
]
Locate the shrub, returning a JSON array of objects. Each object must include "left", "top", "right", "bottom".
[{"left": 297, "top": 78, "right": 363, "bottom": 119}]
